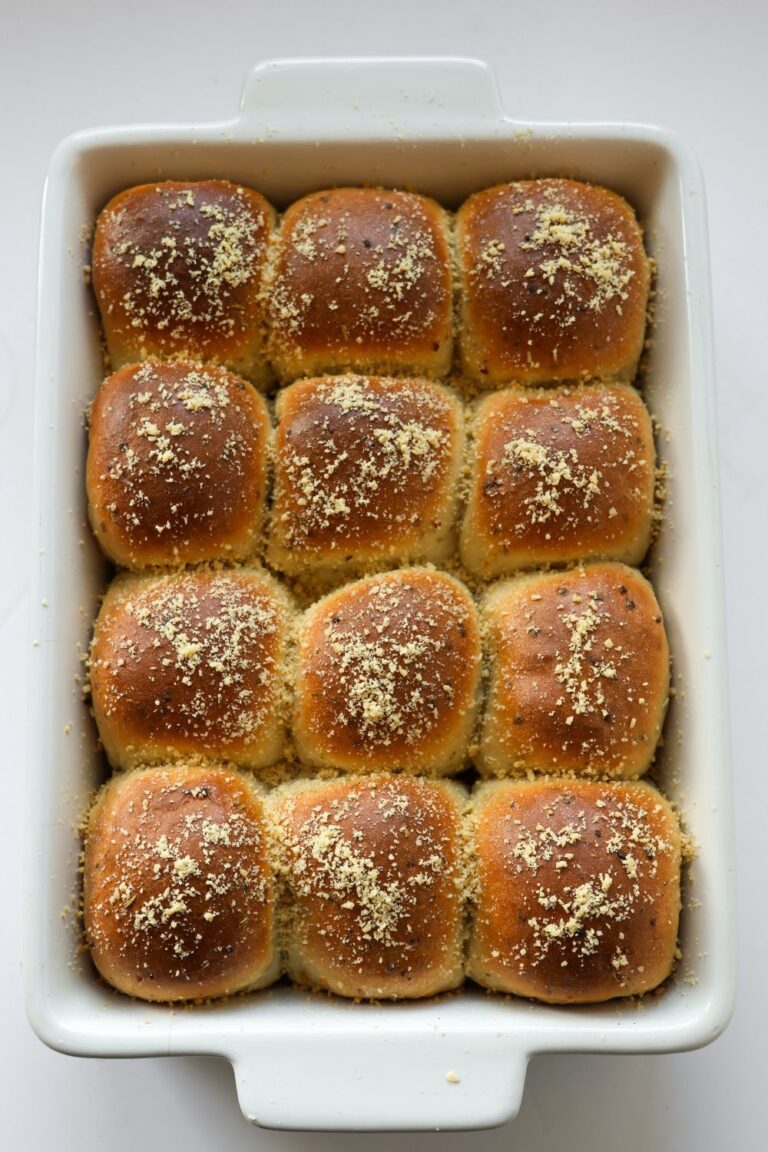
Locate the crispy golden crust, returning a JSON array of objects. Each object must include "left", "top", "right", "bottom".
[
  {"left": 86, "top": 362, "right": 271, "bottom": 569},
  {"left": 479, "top": 563, "right": 669, "bottom": 778},
  {"left": 92, "top": 181, "right": 275, "bottom": 385},
  {"left": 460, "top": 383, "right": 655, "bottom": 577},
  {"left": 267, "top": 375, "right": 465, "bottom": 575},
  {"left": 294, "top": 569, "right": 482, "bottom": 775},
  {"left": 83, "top": 763, "right": 278, "bottom": 1002},
  {"left": 272, "top": 775, "right": 467, "bottom": 999},
  {"left": 468, "top": 779, "right": 681, "bottom": 1003},
  {"left": 89, "top": 568, "right": 292, "bottom": 771},
  {"left": 267, "top": 188, "right": 453, "bottom": 382},
  {"left": 457, "top": 179, "right": 650, "bottom": 386}
]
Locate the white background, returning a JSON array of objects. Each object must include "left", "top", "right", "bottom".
[{"left": 2, "top": 1, "right": 766, "bottom": 1147}]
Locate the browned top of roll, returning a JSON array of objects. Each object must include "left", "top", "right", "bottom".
[
  {"left": 481, "top": 563, "right": 669, "bottom": 777},
  {"left": 470, "top": 778, "right": 681, "bottom": 1003},
  {"left": 461, "top": 382, "right": 655, "bottom": 574},
  {"left": 83, "top": 763, "right": 275, "bottom": 1001},
  {"left": 273, "top": 775, "right": 466, "bottom": 998},
  {"left": 91, "top": 180, "right": 274, "bottom": 375},
  {"left": 268, "top": 188, "right": 452, "bottom": 378},
  {"left": 89, "top": 568, "right": 289, "bottom": 768},
  {"left": 269, "top": 375, "right": 463, "bottom": 569},
  {"left": 87, "top": 361, "right": 270, "bottom": 569},
  {"left": 295, "top": 568, "right": 481, "bottom": 773},
  {"left": 457, "top": 179, "right": 650, "bottom": 384}
]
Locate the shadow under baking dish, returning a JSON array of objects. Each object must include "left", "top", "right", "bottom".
[{"left": 26, "top": 57, "right": 735, "bottom": 1132}]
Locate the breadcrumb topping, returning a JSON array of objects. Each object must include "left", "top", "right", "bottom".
[{"left": 518, "top": 197, "right": 635, "bottom": 314}]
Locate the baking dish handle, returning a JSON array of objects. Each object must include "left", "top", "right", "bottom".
[
  {"left": 237, "top": 56, "right": 506, "bottom": 138},
  {"left": 230, "top": 1031, "right": 529, "bottom": 1131}
]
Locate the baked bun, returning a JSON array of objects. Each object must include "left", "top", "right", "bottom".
[
  {"left": 456, "top": 179, "right": 650, "bottom": 386},
  {"left": 273, "top": 775, "right": 467, "bottom": 999},
  {"left": 468, "top": 778, "right": 681, "bottom": 1003},
  {"left": 460, "top": 382, "right": 655, "bottom": 577},
  {"left": 83, "top": 763, "right": 278, "bottom": 1001},
  {"left": 478, "top": 563, "right": 669, "bottom": 778},
  {"left": 92, "top": 181, "right": 275, "bottom": 385},
  {"left": 294, "top": 568, "right": 481, "bottom": 774},
  {"left": 267, "top": 375, "right": 465, "bottom": 575},
  {"left": 267, "top": 188, "right": 453, "bottom": 382},
  {"left": 89, "top": 568, "right": 292, "bottom": 770},
  {"left": 87, "top": 361, "right": 271, "bottom": 569}
]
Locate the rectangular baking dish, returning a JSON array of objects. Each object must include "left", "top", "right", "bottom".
[{"left": 25, "top": 56, "right": 736, "bottom": 1132}]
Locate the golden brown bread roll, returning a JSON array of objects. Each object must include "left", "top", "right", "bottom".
[
  {"left": 91, "top": 181, "right": 275, "bottom": 385},
  {"left": 267, "top": 375, "right": 465, "bottom": 576},
  {"left": 86, "top": 361, "right": 271, "bottom": 569},
  {"left": 294, "top": 568, "right": 482, "bottom": 775},
  {"left": 89, "top": 568, "right": 292, "bottom": 771},
  {"left": 460, "top": 382, "right": 656, "bottom": 577},
  {"left": 456, "top": 179, "right": 650, "bottom": 386},
  {"left": 468, "top": 778, "right": 681, "bottom": 1003},
  {"left": 83, "top": 762, "right": 278, "bottom": 1002},
  {"left": 478, "top": 563, "right": 669, "bottom": 778},
  {"left": 267, "top": 188, "right": 453, "bottom": 383},
  {"left": 272, "top": 775, "right": 467, "bottom": 999}
]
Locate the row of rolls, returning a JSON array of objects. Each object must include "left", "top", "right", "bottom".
[
  {"left": 88, "top": 363, "right": 656, "bottom": 576},
  {"left": 91, "top": 177, "right": 650, "bottom": 392},
  {"left": 84, "top": 765, "right": 681, "bottom": 1005},
  {"left": 89, "top": 561, "right": 669, "bottom": 781}
]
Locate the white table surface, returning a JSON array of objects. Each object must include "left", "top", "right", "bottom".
[{"left": 3, "top": 1, "right": 765, "bottom": 1147}]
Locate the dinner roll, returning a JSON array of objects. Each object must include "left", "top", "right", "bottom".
[
  {"left": 478, "top": 563, "right": 669, "bottom": 778},
  {"left": 267, "top": 375, "right": 465, "bottom": 576},
  {"left": 468, "top": 778, "right": 681, "bottom": 1003},
  {"left": 87, "top": 361, "right": 271, "bottom": 569},
  {"left": 89, "top": 568, "right": 292, "bottom": 771},
  {"left": 267, "top": 188, "right": 453, "bottom": 382},
  {"left": 460, "top": 382, "right": 655, "bottom": 577},
  {"left": 457, "top": 179, "right": 650, "bottom": 386},
  {"left": 294, "top": 568, "right": 482, "bottom": 775},
  {"left": 92, "top": 180, "right": 275, "bottom": 385},
  {"left": 272, "top": 775, "right": 468, "bottom": 999},
  {"left": 83, "top": 763, "right": 278, "bottom": 1001}
]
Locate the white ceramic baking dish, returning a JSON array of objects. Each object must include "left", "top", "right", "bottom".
[{"left": 25, "top": 57, "right": 736, "bottom": 1132}]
